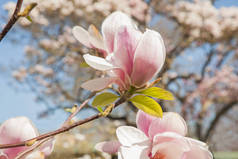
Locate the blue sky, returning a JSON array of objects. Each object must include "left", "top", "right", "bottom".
[
  {"left": 0, "top": 40, "right": 67, "bottom": 131},
  {"left": 0, "top": 0, "right": 238, "bottom": 132},
  {"left": 0, "top": 0, "right": 67, "bottom": 131}
]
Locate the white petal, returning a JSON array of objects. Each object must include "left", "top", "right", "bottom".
[
  {"left": 116, "top": 126, "right": 148, "bottom": 147},
  {"left": 81, "top": 77, "right": 116, "bottom": 91},
  {"left": 40, "top": 138, "right": 55, "bottom": 156},
  {"left": 72, "top": 26, "right": 91, "bottom": 47},
  {"left": 88, "top": 25, "right": 105, "bottom": 51},
  {"left": 83, "top": 54, "right": 115, "bottom": 71},
  {"left": 24, "top": 151, "right": 44, "bottom": 159},
  {"left": 118, "top": 145, "right": 149, "bottom": 159}
]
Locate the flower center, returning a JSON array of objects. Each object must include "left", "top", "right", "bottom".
[{"left": 150, "top": 151, "right": 166, "bottom": 159}]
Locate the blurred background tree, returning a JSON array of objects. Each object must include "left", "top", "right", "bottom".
[{"left": 1, "top": 0, "right": 238, "bottom": 158}]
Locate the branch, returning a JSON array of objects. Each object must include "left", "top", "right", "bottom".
[
  {"left": 0, "top": 1, "right": 37, "bottom": 42},
  {"left": 167, "top": 74, "right": 196, "bottom": 86},
  {"left": 107, "top": 114, "right": 136, "bottom": 127},
  {"left": 203, "top": 101, "right": 238, "bottom": 141},
  {"left": 199, "top": 48, "right": 216, "bottom": 81},
  {"left": 0, "top": 95, "right": 127, "bottom": 149},
  {"left": 216, "top": 50, "right": 233, "bottom": 69}
]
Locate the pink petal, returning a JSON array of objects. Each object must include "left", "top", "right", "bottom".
[
  {"left": 185, "top": 137, "right": 208, "bottom": 148},
  {"left": 152, "top": 141, "right": 187, "bottom": 159},
  {"left": 95, "top": 141, "right": 121, "bottom": 154},
  {"left": 136, "top": 110, "right": 156, "bottom": 136},
  {"left": 148, "top": 112, "right": 187, "bottom": 139},
  {"left": 112, "top": 26, "right": 142, "bottom": 76},
  {"left": 83, "top": 54, "right": 115, "bottom": 71},
  {"left": 118, "top": 145, "right": 149, "bottom": 159},
  {"left": 0, "top": 152, "right": 8, "bottom": 159},
  {"left": 152, "top": 133, "right": 188, "bottom": 159},
  {"left": 116, "top": 126, "right": 148, "bottom": 147},
  {"left": 81, "top": 77, "right": 116, "bottom": 91},
  {"left": 153, "top": 132, "right": 184, "bottom": 145},
  {"left": 182, "top": 145, "right": 213, "bottom": 159},
  {"left": 72, "top": 26, "right": 91, "bottom": 48},
  {"left": 101, "top": 11, "right": 134, "bottom": 53},
  {"left": 131, "top": 29, "right": 166, "bottom": 87},
  {"left": 107, "top": 68, "right": 131, "bottom": 90},
  {"left": 0, "top": 117, "right": 39, "bottom": 159}
]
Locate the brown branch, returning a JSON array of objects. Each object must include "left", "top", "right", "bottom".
[
  {"left": 203, "top": 101, "right": 237, "bottom": 141},
  {"left": 199, "top": 48, "right": 216, "bottom": 82},
  {"left": 0, "top": 95, "right": 127, "bottom": 149},
  {"left": 15, "top": 137, "right": 52, "bottom": 159},
  {"left": 0, "top": 0, "right": 37, "bottom": 42},
  {"left": 167, "top": 74, "right": 197, "bottom": 86}
]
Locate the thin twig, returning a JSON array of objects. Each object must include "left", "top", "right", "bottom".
[
  {"left": 0, "top": 0, "right": 37, "bottom": 42},
  {"left": 15, "top": 93, "right": 96, "bottom": 158},
  {"left": 62, "top": 92, "right": 96, "bottom": 127},
  {"left": 15, "top": 137, "right": 52, "bottom": 159},
  {"left": 0, "top": 95, "right": 126, "bottom": 149}
]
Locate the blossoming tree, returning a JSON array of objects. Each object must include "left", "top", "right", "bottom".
[{"left": 0, "top": 0, "right": 238, "bottom": 158}]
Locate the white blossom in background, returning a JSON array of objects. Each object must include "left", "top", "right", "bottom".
[
  {"left": 4, "top": 0, "right": 148, "bottom": 27},
  {"left": 12, "top": 67, "right": 27, "bottom": 82},
  {"left": 167, "top": 0, "right": 238, "bottom": 40}
]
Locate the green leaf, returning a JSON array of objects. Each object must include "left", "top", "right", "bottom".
[
  {"left": 129, "top": 95, "right": 163, "bottom": 117},
  {"left": 138, "top": 87, "right": 174, "bottom": 100},
  {"left": 92, "top": 92, "right": 119, "bottom": 107},
  {"left": 97, "top": 106, "right": 103, "bottom": 113},
  {"left": 26, "top": 15, "right": 33, "bottom": 22},
  {"left": 80, "top": 62, "right": 89, "bottom": 68}
]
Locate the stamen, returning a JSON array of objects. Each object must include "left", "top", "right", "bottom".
[{"left": 150, "top": 151, "right": 166, "bottom": 159}]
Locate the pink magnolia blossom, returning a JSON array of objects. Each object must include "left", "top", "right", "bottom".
[
  {"left": 73, "top": 11, "right": 165, "bottom": 91},
  {"left": 0, "top": 117, "right": 54, "bottom": 159},
  {"left": 95, "top": 111, "right": 212, "bottom": 159}
]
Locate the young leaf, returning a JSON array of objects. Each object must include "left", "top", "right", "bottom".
[
  {"left": 97, "top": 106, "right": 103, "bottom": 113},
  {"left": 26, "top": 15, "right": 33, "bottom": 22},
  {"left": 64, "top": 105, "right": 78, "bottom": 113},
  {"left": 137, "top": 87, "right": 174, "bottom": 100},
  {"left": 129, "top": 95, "right": 163, "bottom": 117},
  {"left": 80, "top": 62, "right": 89, "bottom": 67},
  {"left": 92, "top": 92, "right": 119, "bottom": 107}
]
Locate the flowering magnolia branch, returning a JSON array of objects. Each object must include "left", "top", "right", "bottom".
[
  {"left": 0, "top": 0, "right": 37, "bottom": 42},
  {"left": 0, "top": 94, "right": 127, "bottom": 149},
  {"left": 14, "top": 94, "right": 97, "bottom": 158}
]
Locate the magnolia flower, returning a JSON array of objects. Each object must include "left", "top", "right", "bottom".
[
  {"left": 73, "top": 11, "right": 165, "bottom": 91},
  {"left": 0, "top": 117, "right": 54, "bottom": 159},
  {"left": 95, "top": 111, "right": 212, "bottom": 159}
]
